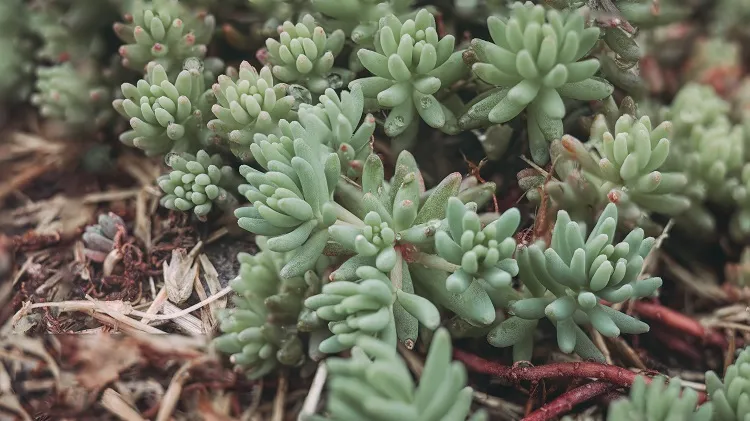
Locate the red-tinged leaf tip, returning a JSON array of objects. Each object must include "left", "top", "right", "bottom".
[
  {"left": 184, "top": 33, "right": 195, "bottom": 45},
  {"left": 560, "top": 135, "right": 576, "bottom": 155},
  {"left": 607, "top": 190, "right": 621, "bottom": 203},
  {"left": 118, "top": 46, "right": 127, "bottom": 57},
  {"left": 153, "top": 43, "right": 163, "bottom": 52}
]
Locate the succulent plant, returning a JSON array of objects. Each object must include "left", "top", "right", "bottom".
[
  {"left": 265, "top": 14, "right": 352, "bottom": 94},
  {"left": 29, "top": 0, "right": 116, "bottom": 63},
  {"left": 706, "top": 346, "right": 750, "bottom": 421},
  {"left": 297, "top": 85, "right": 374, "bottom": 178},
  {"left": 683, "top": 37, "right": 742, "bottom": 97},
  {"left": 435, "top": 197, "right": 521, "bottom": 293},
  {"left": 113, "top": 61, "right": 214, "bottom": 156},
  {"left": 207, "top": 62, "right": 297, "bottom": 161},
  {"left": 31, "top": 63, "right": 113, "bottom": 134},
  {"left": 489, "top": 203, "right": 660, "bottom": 361},
  {"left": 352, "top": 8, "right": 467, "bottom": 150},
  {"left": 305, "top": 265, "right": 440, "bottom": 352},
  {"left": 0, "top": 0, "right": 34, "bottom": 102},
  {"left": 234, "top": 120, "right": 340, "bottom": 279},
  {"left": 607, "top": 376, "right": 713, "bottom": 421},
  {"left": 310, "top": 151, "right": 501, "bottom": 351},
  {"left": 82, "top": 213, "right": 127, "bottom": 262},
  {"left": 517, "top": 138, "right": 601, "bottom": 225},
  {"left": 114, "top": 0, "right": 216, "bottom": 75},
  {"left": 319, "top": 327, "right": 485, "bottom": 421},
  {"left": 462, "top": 1, "right": 613, "bottom": 164},
  {"left": 312, "top": 0, "right": 415, "bottom": 48},
  {"left": 562, "top": 114, "right": 691, "bottom": 224},
  {"left": 249, "top": 0, "right": 310, "bottom": 32},
  {"left": 213, "top": 237, "right": 329, "bottom": 379},
  {"left": 667, "top": 83, "right": 731, "bottom": 139},
  {"left": 158, "top": 150, "right": 241, "bottom": 218}
]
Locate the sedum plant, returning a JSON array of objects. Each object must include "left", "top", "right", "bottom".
[
  {"left": 562, "top": 114, "right": 690, "bottom": 224},
  {"left": 113, "top": 61, "right": 214, "bottom": 156},
  {"left": 82, "top": 213, "right": 127, "bottom": 262},
  {"left": 31, "top": 63, "right": 113, "bottom": 134},
  {"left": 297, "top": 85, "right": 375, "bottom": 178},
  {"left": 213, "top": 237, "right": 329, "bottom": 379},
  {"left": 435, "top": 197, "right": 521, "bottom": 294},
  {"left": 234, "top": 119, "right": 340, "bottom": 279},
  {"left": 114, "top": 0, "right": 216, "bottom": 75},
  {"left": 705, "top": 346, "right": 750, "bottom": 421},
  {"left": 158, "top": 150, "right": 241, "bottom": 219},
  {"left": 607, "top": 376, "right": 713, "bottom": 421},
  {"left": 265, "top": 14, "right": 352, "bottom": 94},
  {"left": 352, "top": 8, "right": 467, "bottom": 150},
  {"left": 0, "top": 0, "right": 34, "bottom": 102},
  {"left": 318, "top": 327, "right": 485, "bottom": 421},
  {"left": 305, "top": 265, "right": 440, "bottom": 352},
  {"left": 490, "top": 203, "right": 660, "bottom": 361},
  {"left": 207, "top": 62, "right": 296, "bottom": 161},
  {"left": 311, "top": 0, "right": 415, "bottom": 48},
  {"left": 462, "top": 1, "right": 613, "bottom": 164}
]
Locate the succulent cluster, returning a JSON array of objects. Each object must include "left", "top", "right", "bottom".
[
  {"left": 462, "top": 1, "right": 612, "bottom": 164},
  {"left": 490, "top": 203, "right": 659, "bottom": 361},
  {"left": 607, "top": 376, "right": 713, "bottom": 421},
  {"left": 214, "top": 237, "right": 329, "bottom": 379},
  {"left": 82, "top": 213, "right": 127, "bottom": 262},
  {"left": 265, "top": 14, "right": 351, "bottom": 93},
  {"left": 321, "top": 328, "right": 486, "bottom": 421},
  {"left": 22, "top": 0, "right": 750, "bottom": 418},
  {"left": 353, "top": 8, "right": 466, "bottom": 150},
  {"left": 31, "top": 63, "right": 113, "bottom": 134},
  {"left": 113, "top": 61, "right": 214, "bottom": 156},
  {"left": 158, "top": 150, "right": 241, "bottom": 218},
  {"left": 114, "top": 0, "right": 216, "bottom": 75},
  {"left": 208, "top": 62, "right": 297, "bottom": 161},
  {"left": 706, "top": 347, "right": 750, "bottom": 420}
]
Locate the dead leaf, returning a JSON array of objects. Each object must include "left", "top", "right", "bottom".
[
  {"left": 73, "top": 335, "right": 142, "bottom": 390},
  {"left": 163, "top": 248, "right": 198, "bottom": 304}
]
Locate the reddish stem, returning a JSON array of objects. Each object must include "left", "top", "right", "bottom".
[
  {"left": 521, "top": 382, "right": 614, "bottom": 421},
  {"left": 629, "top": 301, "right": 726, "bottom": 347},
  {"left": 454, "top": 349, "right": 708, "bottom": 404},
  {"left": 454, "top": 350, "right": 639, "bottom": 387}
]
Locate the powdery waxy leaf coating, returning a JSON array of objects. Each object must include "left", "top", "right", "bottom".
[
  {"left": 705, "top": 346, "right": 750, "bottom": 421},
  {"left": 158, "top": 150, "right": 241, "bottom": 218},
  {"left": 607, "top": 376, "right": 713, "bottom": 421},
  {"left": 463, "top": 1, "right": 613, "bottom": 164},
  {"left": 563, "top": 114, "right": 690, "bottom": 223},
  {"left": 115, "top": 0, "right": 215, "bottom": 75},
  {"left": 305, "top": 265, "right": 439, "bottom": 353},
  {"left": 490, "top": 203, "right": 661, "bottom": 361},
  {"left": 214, "top": 237, "right": 328, "bottom": 379},
  {"left": 435, "top": 197, "right": 521, "bottom": 293},
  {"left": 297, "top": 85, "right": 375, "bottom": 178},
  {"left": 31, "top": 63, "right": 112, "bottom": 134},
  {"left": 265, "top": 14, "right": 352, "bottom": 94},
  {"left": 82, "top": 213, "right": 126, "bottom": 262},
  {"left": 234, "top": 121, "right": 341, "bottom": 279},
  {"left": 207, "top": 62, "right": 296, "bottom": 161},
  {"left": 311, "top": 0, "right": 415, "bottom": 47},
  {"left": 320, "top": 328, "right": 484, "bottom": 421},
  {"left": 351, "top": 8, "right": 467, "bottom": 150},
  {"left": 113, "top": 62, "right": 213, "bottom": 156}
]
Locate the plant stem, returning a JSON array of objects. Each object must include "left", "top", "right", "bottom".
[
  {"left": 454, "top": 349, "right": 709, "bottom": 404},
  {"left": 628, "top": 300, "right": 726, "bottom": 347},
  {"left": 332, "top": 201, "right": 365, "bottom": 226},
  {"left": 521, "top": 382, "right": 613, "bottom": 421},
  {"left": 411, "top": 252, "right": 461, "bottom": 272},
  {"left": 454, "top": 349, "right": 640, "bottom": 386}
]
